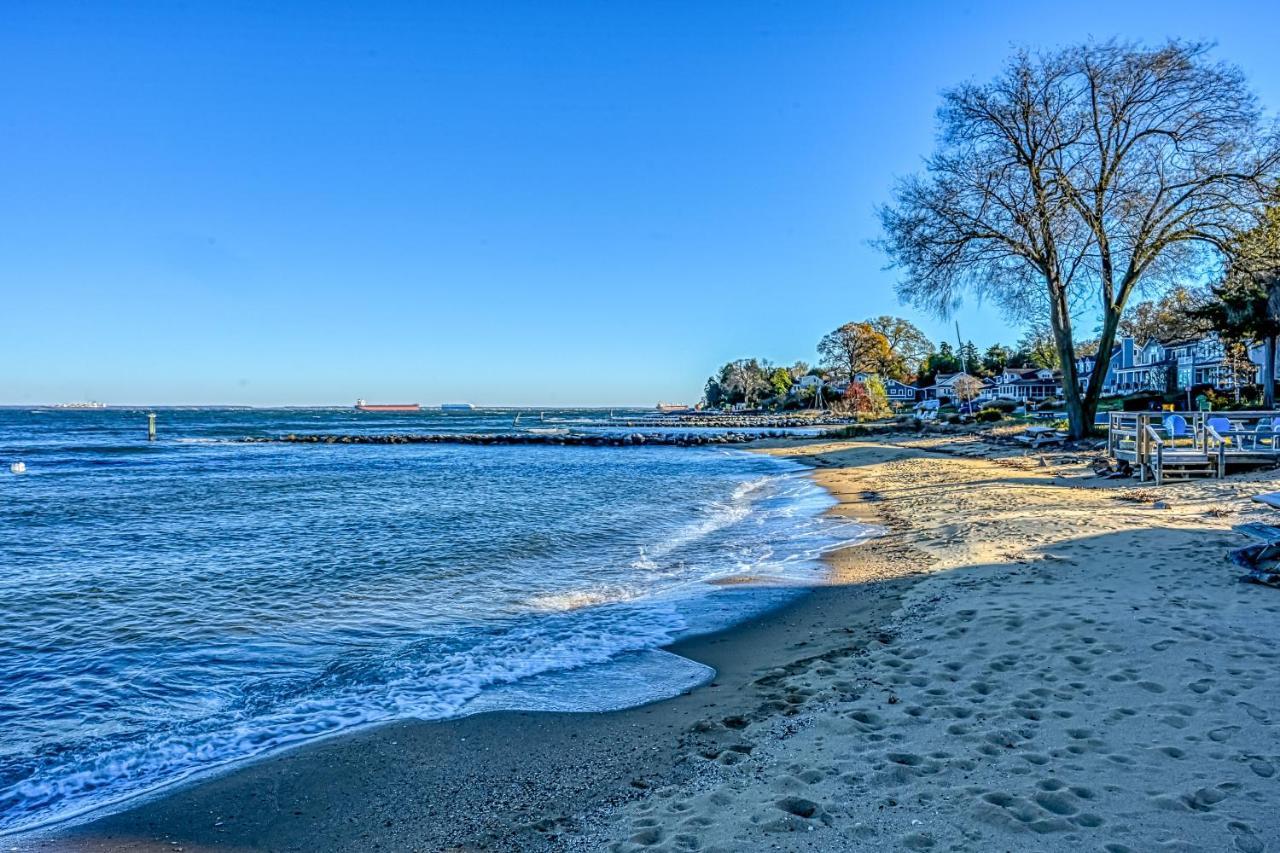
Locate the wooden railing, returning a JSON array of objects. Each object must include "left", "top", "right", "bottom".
[
  {"left": 1144, "top": 424, "right": 1166, "bottom": 485},
  {"left": 1204, "top": 422, "right": 1227, "bottom": 479},
  {"left": 1108, "top": 409, "right": 1280, "bottom": 481}
]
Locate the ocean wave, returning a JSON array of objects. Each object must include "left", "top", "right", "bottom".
[{"left": 0, "top": 418, "right": 877, "bottom": 838}]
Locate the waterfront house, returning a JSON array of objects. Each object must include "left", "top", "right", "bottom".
[
  {"left": 920, "top": 372, "right": 979, "bottom": 401},
  {"left": 881, "top": 377, "right": 920, "bottom": 404},
  {"left": 1076, "top": 334, "right": 1257, "bottom": 396},
  {"left": 852, "top": 373, "right": 919, "bottom": 404},
  {"left": 986, "top": 367, "right": 1063, "bottom": 401}
]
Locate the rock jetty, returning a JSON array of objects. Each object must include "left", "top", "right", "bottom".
[
  {"left": 243, "top": 431, "right": 799, "bottom": 448},
  {"left": 605, "top": 414, "right": 855, "bottom": 429}
]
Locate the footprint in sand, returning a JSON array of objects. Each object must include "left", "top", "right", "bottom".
[
  {"left": 1247, "top": 757, "right": 1275, "bottom": 778},
  {"left": 1229, "top": 820, "right": 1265, "bottom": 853}
]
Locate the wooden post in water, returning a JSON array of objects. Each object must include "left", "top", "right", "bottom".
[{"left": 147, "top": 412, "right": 157, "bottom": 441}]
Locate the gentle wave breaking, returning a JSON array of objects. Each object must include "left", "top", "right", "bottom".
[{"left": 0, "top": 408, "right": 873, "bottom": 836}]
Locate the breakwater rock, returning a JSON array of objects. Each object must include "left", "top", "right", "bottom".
[
  {"left": 243, "top": 431, "right": 799, "bottom": 448},
  {"left": 606, "top": 415, "right": 856, "bottom": 429}
]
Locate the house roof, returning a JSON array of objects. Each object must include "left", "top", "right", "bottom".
[
  {"left": 1005, "top": 377, "right": 1062, "bottom": 386},
  {"left": 1000, "top": 368, "right": 1061, "bottom": 380}
]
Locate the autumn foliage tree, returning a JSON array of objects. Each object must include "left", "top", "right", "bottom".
[
  {"left": 843, "top": 378, "right": 891, "bottom": 417},
  {"left": 865, "top": 316, "right": 934, "bottom": 379},
  {"left": 817, "top": 322, "right": 893, "bottom": 380}
]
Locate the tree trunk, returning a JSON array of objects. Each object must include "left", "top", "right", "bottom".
[
  {"left": 1047, "top": 287, "right": 1089, "bottom": 439},
  {"left": 1266, "top": 335, "right": 1276, "bottom": 410},
  {"left": 1077, "top": 307, "right": 1124, "bottom": 438}
]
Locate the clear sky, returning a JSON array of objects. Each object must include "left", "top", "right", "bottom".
[{"left": 2, "top": 1, "right": 1277, "bottom": 406}]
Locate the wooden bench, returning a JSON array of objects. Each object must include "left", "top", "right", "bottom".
[{"left": 1016, "top": 430, "right": 1064, "bottom": 449}]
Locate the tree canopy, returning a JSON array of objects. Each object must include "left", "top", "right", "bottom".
[
  {"left": 1119, "top": 286, "right": 1214, "bottom": 344},
  {"left": 864, "top": 316, "right": 934, "bottom": 378},
  {"left": 1201, "top": 203, "right": 1280, "bottom": 405},
  {"left": 817, "top": 322, "right": 893, "bottom": 380}
]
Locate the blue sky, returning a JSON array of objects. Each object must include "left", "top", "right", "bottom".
[{"left": 2, "top": 1, "right": 1277, "bottom": 406}]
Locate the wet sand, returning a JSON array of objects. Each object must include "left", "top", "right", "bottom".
[
  {"left": 33, "top": 433, "right": 1280, "bottom": 852},
  {"left": 29, "top": 443, "right": 921, "bottom": 853}
]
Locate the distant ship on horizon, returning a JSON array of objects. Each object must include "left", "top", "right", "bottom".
[
  {"left": 354, "top": 399, "right": 420, "bottom": 413},
  {"left": 51, "top": 401, "right": 108, "bottom": 410},
  {"left": 440, "top": 403, "right": 475, "bottom": 411}
]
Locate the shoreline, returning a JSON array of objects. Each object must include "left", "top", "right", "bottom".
[
  {"left": 26, "top": 440, "right": 918, "bottom": 852},
  {"left": 31, "top": 431, "right": 1280, "bottom": 851}
]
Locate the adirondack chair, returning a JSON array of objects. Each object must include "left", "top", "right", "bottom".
[
  {"left": 1163, "top": 414, "right": 1189, "bottom": 438},
  {"left": 1248, "top": 417, "right": 1280, "bottom": 450},
  {"left": 1206, "top": 416, "right": 1233, "bottom": 446}
]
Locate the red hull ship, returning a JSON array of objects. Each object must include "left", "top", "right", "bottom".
[{"left": 354, "top": 399, "right": 420, "bottom": 412}]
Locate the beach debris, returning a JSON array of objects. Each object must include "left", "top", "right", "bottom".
[
  {"left": 1228, "top": 524, "right": 1280, "bottom": 587},
  {"left": 1153, "top": 500, "right": 1173, "bottom": 510},
  {"left": 1114, "top": 488, "right": 1159, "bottom": 503},
  {"left": 1091, "top": 456, "right": 1133, "bottom": 478}
]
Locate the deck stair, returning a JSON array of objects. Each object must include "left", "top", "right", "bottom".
[{"left": 1156, "top": 452, "right": 1219, "bottom": 481}]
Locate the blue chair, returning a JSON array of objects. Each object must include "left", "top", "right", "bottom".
[
  {"left": 1163, "top": 414, "right": 1188, "bottom": 438},
  {"left": 1207, "top": 416, "right": 1232, "bottom": 446},
  {"left": 1250, "top": 417, "right": 1280, "bottom": 450}
]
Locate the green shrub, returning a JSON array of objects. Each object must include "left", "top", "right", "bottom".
[{"left": 976, "top": 408, "right": 1005, "bottom": 422}]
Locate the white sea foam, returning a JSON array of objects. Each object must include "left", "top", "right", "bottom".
[{"left": 0, "top": 435, "right": 876, "bottom": 839}]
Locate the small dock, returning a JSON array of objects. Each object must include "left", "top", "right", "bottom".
[{"left": 1107, "top": 411, "right": 1280, "bottom": 484}]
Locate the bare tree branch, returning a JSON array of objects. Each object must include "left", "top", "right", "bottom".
[{"left": 878, "top": 39, "right": 1280, "bottom": 437}]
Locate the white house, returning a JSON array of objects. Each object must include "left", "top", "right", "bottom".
[
  {"left": 988, "top": 367, "right": 1063, "bottom": 400},
  {"left": 920, "top": 372, "right": 981, "bottom": 401}
]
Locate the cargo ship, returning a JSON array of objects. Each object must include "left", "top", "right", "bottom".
[
  {"left": 52, "top": 401, "right": 108, "bottom": 409},
  {"left": 354, "top": 399, "right": 420, "bottom": 413}
]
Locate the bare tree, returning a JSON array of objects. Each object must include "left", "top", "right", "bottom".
[
  {"left": 879, "top": 41, "right": 1280, "bottom": 437},
  {"left": 952, "top": 374, "right": 985, "bottom": 405}
]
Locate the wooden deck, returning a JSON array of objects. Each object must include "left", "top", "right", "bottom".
[{"left": 1107, "top": 411, "right": 1280, "bottom": 484}]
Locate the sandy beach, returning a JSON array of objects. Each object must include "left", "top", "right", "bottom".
[{"left": 30, "top": 433, "right": 1280, "bottom": 852}]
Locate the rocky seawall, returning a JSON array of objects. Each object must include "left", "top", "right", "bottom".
[
  {"left": 604, "top": 415, "right": 856, "bottom": 429},
  {"left": 242, "top": 431, "right": 801, "bottom": 447}
]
